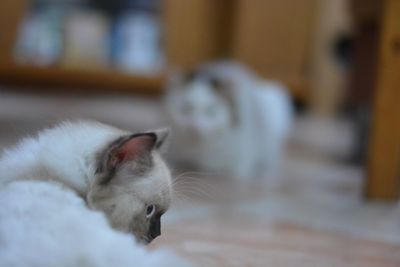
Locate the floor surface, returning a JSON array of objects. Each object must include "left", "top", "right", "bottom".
[{"left": 0, "top": 89, "right": 399, "bottom": 267}]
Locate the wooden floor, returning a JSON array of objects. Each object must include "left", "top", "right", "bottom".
[
  {"left": 151, "top": 179, "right": 400, "bottom": 266},
  {"left": 150, "top": 117, "right": 400, "bottom": 266},
  {"left": 157, "top": 221, "right": 399, "bottom": 267}
]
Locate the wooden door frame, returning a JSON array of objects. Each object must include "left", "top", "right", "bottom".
[{"left": 366, "top": 0, "right": 400, "bottom": 200}]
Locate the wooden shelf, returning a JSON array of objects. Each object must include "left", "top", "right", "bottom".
[{"left": 0, "top": 64, "right": 165, "bottom": 95}]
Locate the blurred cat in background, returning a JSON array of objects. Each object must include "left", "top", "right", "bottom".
[{"left": 165, "top": 61, "right": 293, "bottom": 179}]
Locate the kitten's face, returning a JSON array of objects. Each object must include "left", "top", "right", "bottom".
[
  {"left": 87, "top": 130, "right": 172, "bottom": 244},
  {"left": 167, "top": 76, "right": 233, "bottom": 137}
]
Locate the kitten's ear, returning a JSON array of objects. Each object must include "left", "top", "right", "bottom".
[
  {"left": 97, "top": 132, "right": 164, "bottom": 185},
  {"left": 107, "top": 133, "right": 156, "bottom": 170},
  {"left": 151, "top": 127, "right": 171, "bottom": 152},
  {"left": 105, "top": 128, "right": 170, "bottom": 170}
]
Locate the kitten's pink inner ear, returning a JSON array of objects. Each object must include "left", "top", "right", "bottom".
[{"left": 110, "top": 134, "right": 155, "bottom": 168}]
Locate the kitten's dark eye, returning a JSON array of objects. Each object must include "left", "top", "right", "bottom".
[{"left": 146, "top": 204, "right": 156, "bottom": 218}]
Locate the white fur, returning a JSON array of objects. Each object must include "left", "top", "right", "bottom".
[
  {"left": 0, "top": 121, "right": 190, "bottom": 267},
  {"left": 0, "top": 121, "right": 124, "bottom": 194},
  {"left": 165, "top": 62, "right": 293, "bottom": 178},
  {"left": 0, "top": 181, "right": 188, "bottom": 267}
]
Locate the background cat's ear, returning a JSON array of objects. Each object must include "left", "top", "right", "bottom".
[
  {"left": 167, "top": 67, "right": 184, "bottom": 89},
  {"left": 167, "top": 67, "right": 197, "bottom": 88},
  {"left": 107, "top": 133, "right": 156, "bottom": 170},
  {"left": 182, "top": 70, "right": 197, "bottom": 83},
  {"left": 208, "top": 76, "right": 240, "bottom": 126},
  {"left": 208, "top": 76, "right": 232, "bottom": 92}
]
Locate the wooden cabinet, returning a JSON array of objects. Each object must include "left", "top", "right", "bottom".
[
  {"left": 164, "top": 0, "right": 315, "bottom": 100},
  {"left": 232, "top": 0, "right": 315, "bottom": 99},
  {"left": 366, "top": 0, "right": 400, "bottom": 200},
  {"left": 0, "top": 0, "right": 315, "bottom": 98},
  {"left": 163, "top": 0, "right": 234, "bottom": 68},
  {"left": 0, "top": 0, "right": 27, "bottom": 65}
]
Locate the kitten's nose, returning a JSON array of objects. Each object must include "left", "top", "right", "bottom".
[{"left": 149, "top": 216, "right": 161, "bottom": 241}]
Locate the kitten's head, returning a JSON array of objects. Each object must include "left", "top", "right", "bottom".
[
  {"left": 87, "top": 128, "right": 172, "bottom": 244},
  {"left": 166, "top": 71, "right": 235, "bottom": 138}
]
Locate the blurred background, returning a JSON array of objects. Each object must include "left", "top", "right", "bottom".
[{"left": 0, "top": 0, "right": 399, "bottom": 266}]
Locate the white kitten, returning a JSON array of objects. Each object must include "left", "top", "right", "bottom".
[
  {"left": 165, "top": 61, "right": 293, "bottom": 178},
  {"left": 0, "top": 121, "right": 190, "bottom": 266},
  {"left": 0, "top": 181, "right": 188, "bottom": 267}
]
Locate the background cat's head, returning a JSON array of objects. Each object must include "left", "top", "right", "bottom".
[
  {"left": 165, "top": 70, "right": 235, "bottom": 138},
  {"left": 87, "top": 128, "right": 172, "bottom": 244}
]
